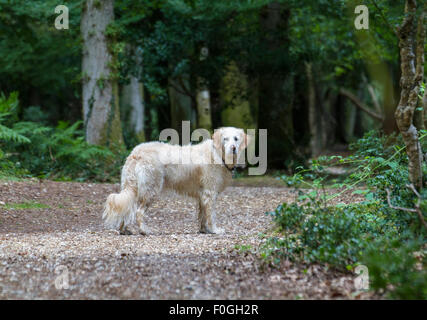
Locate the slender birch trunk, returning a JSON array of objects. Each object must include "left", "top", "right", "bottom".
[
  {"left": 122, "top": 47, "right": 145, "bottom": 142},
  {"left": 305, "top": 62, "right": 320, "bottom": 156},
  {"left": 196, "top": 47, "right": 212, "bottom": 131}
]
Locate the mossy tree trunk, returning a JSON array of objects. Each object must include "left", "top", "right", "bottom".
[
  {"left": 394, "top": 0, "right": 425, "bottom": 190},
  {"left": 413, "top": 7, "right": 426, "bottom": 132},
  {"left": 219, "top": 61, "right": 256, "bottom": 131},
  {"left": 81, "top": 0, "right": 123, "bottom": 148}
]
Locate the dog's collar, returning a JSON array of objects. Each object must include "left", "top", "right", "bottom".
[
  {"left": 213, "top": 145, "right": 237, "bottom": 177},
  {"left": 222, "top": 158, "right": 237, "bottom": 177}
]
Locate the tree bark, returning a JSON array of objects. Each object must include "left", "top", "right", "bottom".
[
  {"left": 395, "top": 0, "right": 424, "bottom": 190},
  {"left": 168, "top": 75, "right": 193, "bottom": 138},
  {"left": 414, "top": 6, "right": 426, "bottom": 131},
  {"left": 219, "top": 61, "right": 256, "bottom": 130},
  {"left": 81, "top": 0, "right": 123, "bottom": 147},
  {"left": 122, "top": 46, "right": 145, "bottom": 142},
  {"left": 258, "top": 1, "right": 294, "bottom": 168},
  {"left": 305, "top": 62, "right": 322, "bottom": 156},
  {"left": 196, "top": 47, "right": 212, "bottom": 131},
  {"left": 122, "top": 76, "right": 145, "bottom": 142}
]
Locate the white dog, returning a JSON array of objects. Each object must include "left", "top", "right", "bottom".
[{"left": 102, "top": 127, "right": 249, "bottom": 235}]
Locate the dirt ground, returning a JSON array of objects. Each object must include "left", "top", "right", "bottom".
[{"left": 0, "top": 179, "right": 375, "bottom": 299}]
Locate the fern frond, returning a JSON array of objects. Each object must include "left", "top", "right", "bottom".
[{"left": 0, "top": 124, "right": 31, "bottom": 144}]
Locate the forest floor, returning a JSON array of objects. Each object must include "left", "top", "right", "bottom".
[{"left": 0, "top": 179, "right": 377, "bottom": 299}]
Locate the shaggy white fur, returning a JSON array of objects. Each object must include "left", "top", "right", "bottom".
[{"left": 102, "top": 127, "right": 249, "bottom": 235}]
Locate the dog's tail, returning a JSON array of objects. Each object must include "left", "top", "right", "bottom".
[{"left": 102, "top": 188, "right": 137, "bottom": 230}]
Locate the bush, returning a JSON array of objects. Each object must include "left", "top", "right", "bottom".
[
  {"left": 363, "top": 235, "right": 426, "bottom": 299},
  {"left": 264, "top": 197, "right": 393, "bottom": 268},
  {"left": 261, "top": 130, "right": 427, "bottom": 299},
  {"left": 0, "top": 92, "right": 125, "bottom": 181}
]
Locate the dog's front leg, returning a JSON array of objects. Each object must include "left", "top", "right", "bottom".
[
  {"left": 198, "top": 192, "right": 223, "bottom": 234},
  {"left": 119, "top": 221, "right": 132, "bottom": 235}
]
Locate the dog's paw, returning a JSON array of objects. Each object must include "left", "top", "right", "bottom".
[
  {"left": 119, "top": 228, "right": 133, "bottom": 235},
  {"left": 200, "top": 227, "right": 224, "bottom": 235},
  {"left": 139, "top": 224, "right": 150, "bottom": 236},
  {"left": 212, "top": 227, "right": 225, "bottom": 234}
]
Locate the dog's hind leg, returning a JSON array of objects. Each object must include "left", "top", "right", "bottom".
[
  {"left": 103, "top": 188, "right": 137, "bottom": 234},
  {"left": 135, "top": 163, "right": 163, "bottom": 235},
  {"left": 136, "top": 205, "right": 150, "bottom": 235}
]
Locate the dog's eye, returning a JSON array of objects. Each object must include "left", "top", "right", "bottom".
[{"left": 234, "top": 136, "right": 238, "bottom": 141}]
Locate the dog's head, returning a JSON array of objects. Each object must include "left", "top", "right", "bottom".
[{"left": 212, "top": 127, "right": 250, "bottom": 169}]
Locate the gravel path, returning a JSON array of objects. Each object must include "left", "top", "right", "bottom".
[{"left": 0, "top": 180, "right": 373, "bottom": 299}]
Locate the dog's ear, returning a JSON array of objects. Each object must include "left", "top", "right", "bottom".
[
  {"left": 212, "top": 128, "right": 223, "bottom": 153},
  {"left": 238, "top": 129, "right": 250, "bottom": 152}
]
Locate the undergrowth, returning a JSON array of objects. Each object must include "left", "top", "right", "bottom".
[
  {"left": 0, "top": 92, "right": 126, "bottom": 181},
  {"left": 261, "top": 130, "right": 427, "bottom": 299}
]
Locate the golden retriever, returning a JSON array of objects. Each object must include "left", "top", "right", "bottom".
[{"left": 102, "top": 127, "right": 249, "bottom": 235}]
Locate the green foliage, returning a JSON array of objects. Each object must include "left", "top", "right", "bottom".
[
  {"left": 0, "top": 0, "right": 82, "bottom": 122},
  {"left": 0, "top": 92, "right": 31, "bottom": 147},
  {"left": 262, "top": 130, "right": 427, "bottom": 299},
  {"left": 363, "top": 235, "right": 426, "bottom": 299},
  {"left": 264, "top": 197, "right": 392, "bottom": 268},
  {"left": 4, "top": 201, "right": 51, "bottom": 210},
  {"left": 0, "top": 92, "right": 125, "bottom": 182}
]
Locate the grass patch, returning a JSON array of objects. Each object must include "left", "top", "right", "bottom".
[
  {"left": 3, "top": 201, "right": 51, "bottom": 210},
  {"left": 0, "top": 174, "right": 23, "bottom": 182}
]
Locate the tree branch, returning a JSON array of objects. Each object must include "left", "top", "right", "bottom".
[
  {"left": 386, "top": 186, "right": 427, "bottom": 231},
  {"left": 367, "top": 84, "right": 382, "bottom": 115},
  {"left": 339, "top": 88, "right": 383, "bottom": 121},
  {"left": 370, "top": 0, "right": 398, "bottom": 36},
  {"left": 386, "top": 189, "right": 417, "bottom": 213}
]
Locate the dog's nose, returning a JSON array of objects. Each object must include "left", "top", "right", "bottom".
[{"left": 231, "top": 146, "right": 236, "bottom": 153}]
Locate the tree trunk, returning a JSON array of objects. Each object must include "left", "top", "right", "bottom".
[
  {"left": 305, "top": 62, "right": 322, "bottom": 156},
  {"left": 220, "top": 61, "right": 256, "bottom": 130},
  {"left": 122, "top": 76, "right": 145, "bottom": 142},
  {"left": 196, "top": 47, "right": 212, "bottom": 131},
  {"left": 414, "top": 7, "right": 426, "bottom": 131},
  {"left": 424, "top": 86, "right": 427, "bottom": 129},
  {"left": 258, "top": 1, "right": 293, "bottom": 168},
  {"left": 121, "top": 46, "right": 145, "bottom": 142},
  {"left": 339, "top": 88, "right": 383, "bottom": 121},
  {"left": 81, "top": 0, "right": 123, "bottom": 147},
  {"left": 168, "top": 75, "right": 193, "bottom": 139},
  {"left": 395, "top": 0, "right": 425, "bottom": 190}
]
